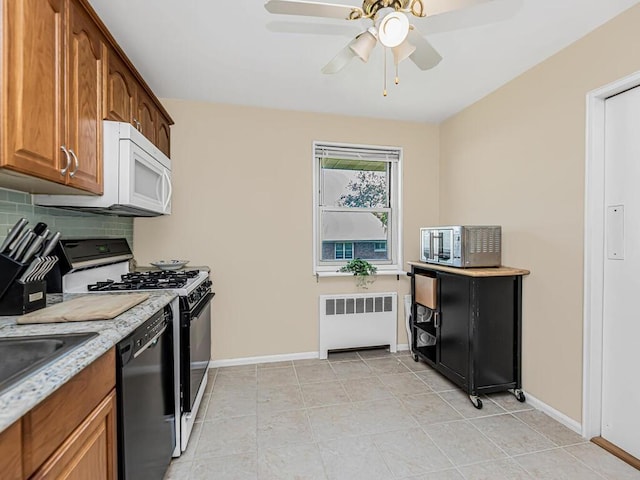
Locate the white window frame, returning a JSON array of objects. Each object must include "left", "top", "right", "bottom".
[{"left": 312, "top": 141, "right": 403, "bottom": 275}]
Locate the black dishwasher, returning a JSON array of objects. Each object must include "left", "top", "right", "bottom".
[{"left": 117, "top": 305, "right": 175, "bottom": 480}]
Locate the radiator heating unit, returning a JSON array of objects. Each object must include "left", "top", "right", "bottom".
[{"left": 319, "top": 292, "right": 397, "bottom": 359}]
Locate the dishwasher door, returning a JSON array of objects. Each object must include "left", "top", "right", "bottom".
[{"left": 117, "top": 308, "right": 175, "bottom": 480}]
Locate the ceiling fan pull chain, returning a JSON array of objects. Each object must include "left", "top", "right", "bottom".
[
  {"left": 383, "top": 47, "right": 388, "bottom": 97},
  {"left": 395, "top": 63, "right": 399, "bottom": 85}
]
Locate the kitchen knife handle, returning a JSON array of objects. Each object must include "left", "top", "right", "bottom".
[
  {"left": 0, "top": 218, "right": 28, "bottom": 253},
  {"left": 21, "top": 229, "right": 49, "bottom": 264},
  {"left": 13, "top": 231, "right": 34, "bottom": 262},
  {"left": 40, "top": 232, "right": 61, "bottom": 258}
]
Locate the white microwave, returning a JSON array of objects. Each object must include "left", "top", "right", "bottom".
[{"left": 34, "top": 121, "right": 172, "bottom": 216}]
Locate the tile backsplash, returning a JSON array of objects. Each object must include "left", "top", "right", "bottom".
[{"left": 0, "top": 187, "right": 133, "bottom": 246}]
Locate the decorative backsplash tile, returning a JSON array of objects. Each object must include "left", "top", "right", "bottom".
[{"left": 0, "top": 187, "right": 133, "bottom": 246}]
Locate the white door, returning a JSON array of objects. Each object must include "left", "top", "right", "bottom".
[{"left": 602, "top": 85, "right": 640, "bottom": 459}]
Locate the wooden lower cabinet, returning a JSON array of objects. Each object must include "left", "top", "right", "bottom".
[
  {"left": 31, "top": 391, "right": 116, "bottom": 480},
  {"left": 0, "top": 348, "right": 116, "bottom": 480},
  {"left": 0, "top": 421, "right": 22, "bottom": 480}
]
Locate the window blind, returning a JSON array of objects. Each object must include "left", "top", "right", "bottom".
[{"left": 315, "top": 143, "right": 401, "bottom": 163}]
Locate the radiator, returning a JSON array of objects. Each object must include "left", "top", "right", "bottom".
[{"left": 319, "top": 292, "right": 397, "bottom": 359}]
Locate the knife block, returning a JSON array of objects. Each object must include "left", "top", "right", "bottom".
[
  {"left": 0, "top": 253, "right": 47, "bottom": 315},
  {"left": 0, "top": 280, "right": 47, "bottom": 315},
  {"left": 0, "top": 253, "right": 28, "bottom": 299}
]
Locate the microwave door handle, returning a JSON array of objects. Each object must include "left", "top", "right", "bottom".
[
  {"left": 428, "top": 231, "right": 435, "bottom": 260},
  {"left": 163, "top": 170, "right": 172, "bottom": 211},
  {"left": 155, "top": 174, "right": 163, "bottom": 206},
  {"left": 433, "top": 232, "right": 440, "bottom": 260}
]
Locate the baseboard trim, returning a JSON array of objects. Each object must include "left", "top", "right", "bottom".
[
  {"left": 524, "top": 391, "right": 583, "bottom": 435},
  {"left": 210, "top": 351, "right": 319, "bottom": 368},
  {"left": 210, "top": 344, "right": 410, "bottom": 368},
  {"left": 591, "top": 437, "right": 640, "bottom": 470}
]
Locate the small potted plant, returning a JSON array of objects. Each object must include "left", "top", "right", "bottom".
[{"left": 338, "top": 258, "right": 377, "bottom": 289}]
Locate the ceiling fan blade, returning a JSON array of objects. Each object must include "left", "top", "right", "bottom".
[
  {"left": 265, "top": 0, "right": 364, "bottom": 20},
  {"left": 415, "top": 0, "right": 522, "bottom": 34},
  {"left": 407, "top": 28, "right": 442, "bottom": 70},
  {"left": 321, "top": 39, "right": 357, "bottom": 74},
  {"left": 419, "top": 0, "right": 493, "bottom": 17},
  {"left": 266, "top": 21, "right": 361, "bottom": 37}
]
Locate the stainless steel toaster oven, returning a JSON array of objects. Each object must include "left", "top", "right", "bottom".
[{"left": 420, "top": 226, "right": 501, "bottom": 268}]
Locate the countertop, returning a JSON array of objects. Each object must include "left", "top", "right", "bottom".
[
  {"left": 407, "top": 261, "right": 530, "bottom": 277},
  {"left": 0, "top": 291, "right": 177, "bottom": 433}
]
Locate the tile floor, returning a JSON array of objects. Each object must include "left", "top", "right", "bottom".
[{"left": 164, "top": 349, "right": 640, "bottom": 480}]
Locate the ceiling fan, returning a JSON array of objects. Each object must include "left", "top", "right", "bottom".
[{"left": 264, "top": 0, "right": 491, "bottom": 94}]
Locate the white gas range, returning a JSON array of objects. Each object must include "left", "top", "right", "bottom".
[{"left": 47, "top": 238, "right": 213, "bottom": 457}]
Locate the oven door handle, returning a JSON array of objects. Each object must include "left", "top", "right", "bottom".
[
  {"left": 190, "top": 292, "right": 215, "bottom": 320},
  {"left": 133, "top": 324, "right": 168, "bottom": 358}
]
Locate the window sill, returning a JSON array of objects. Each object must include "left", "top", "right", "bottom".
[{"left": 315, "top": 270, "right": 408, "bottom": 279}]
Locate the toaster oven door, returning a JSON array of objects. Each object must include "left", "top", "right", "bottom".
[{"left": 422, "top": 228, "right": 454, "bottom": 265}]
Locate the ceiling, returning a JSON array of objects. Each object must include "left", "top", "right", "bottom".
[{"left": 88, "top": 0, "right": 639, "bottom": 123}]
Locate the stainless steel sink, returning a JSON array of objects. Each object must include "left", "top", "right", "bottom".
[{"left": 0, "top": 332, "right": 99, "bottom": 394}]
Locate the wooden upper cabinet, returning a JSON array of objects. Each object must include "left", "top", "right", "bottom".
[
  {"left": 1, "top": 0, "right": 65, "bottom": 182},
  {"left": 1, "top": 0, "right": 173, "bottom": 193},
  {"left": 136, "top": 87, "right": 157, "bottom": 144},
  {"left": 157, "top": 114, "right": 171, "bottom": 158},
  {"left": 65, "top": 0, "right": 104, "bottom": 194},
  {"left": 104, "top": 50, "right": 136, "bottom": 125},
  {"left": 104, "top": 49, "right": 172, "bottom": 156},
  {"left": 0, "top": 0, "right": 104, "bottom": 194}
]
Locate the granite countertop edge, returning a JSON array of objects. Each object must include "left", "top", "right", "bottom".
[{"left": 0, "top": 291, "right": 178, "bottom": 433}]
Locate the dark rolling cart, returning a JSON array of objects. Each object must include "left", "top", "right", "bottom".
[{"left": 408, "top": 261, "right": 530, "bottom": 409}]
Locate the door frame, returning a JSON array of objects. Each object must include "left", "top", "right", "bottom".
[{"left": 583, "top": 70, "right": 640, "bottom": 439}]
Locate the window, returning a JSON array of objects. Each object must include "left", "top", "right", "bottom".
[
  {"left": 374, "top": 241, "right": 387, "bottom": 252},
  {"left": 314, "top": 142, "right": 402, "bottom": 273},
  {"left": 335, "top": 242, "right": 354, "bottom": 260}
]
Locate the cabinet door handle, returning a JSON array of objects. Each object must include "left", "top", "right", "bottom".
[
  {"left": 434, "top": 312, "right": 440, "bottom": 328},
  {"left": 68, "top": 149, "right": 79, "bottom": 177},
  {"left": 60, "top": 145, "right": 71, "bottom": 176}
]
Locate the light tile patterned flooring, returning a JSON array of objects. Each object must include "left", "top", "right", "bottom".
[{"left": 164, "top": 349, "right": 640, "bottom": 480}]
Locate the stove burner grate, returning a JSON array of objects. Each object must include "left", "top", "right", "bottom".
[{"left": 87, "top": 270, "right": 200, "bottom": 291}]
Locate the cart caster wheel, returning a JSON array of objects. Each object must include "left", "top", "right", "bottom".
[
  {"left": 412, "top": 353, "right": 419, "bottom": 362},
  {"left": 508, "top": 388, "right": 526, "bottom": 402},
  {"left": 469, "top": 395, "right": 483, "bottom": 409}
]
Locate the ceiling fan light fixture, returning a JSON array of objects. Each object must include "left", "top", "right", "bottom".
[
  {"left": 392, "top": 39, "right": 416, "bottom": 65},
  {"left": 378, "top": 11, "right": 409, "bottom": 48},
  {"left": 349, "top": 27, "right": 378, "bottom": 62}
]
